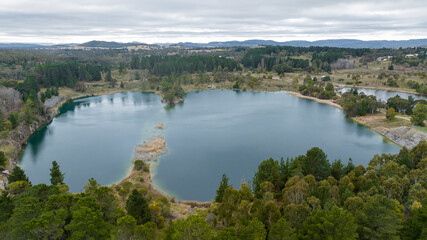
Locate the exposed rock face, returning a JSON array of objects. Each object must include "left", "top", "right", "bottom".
[
  {"left": 375, "top": 126, "right": 427, "bottom": 149},
  {"left": 0, "top": 98, "right": 67, "bottom": 190},
  {"left": 44, "top": 96, "right": 64, "bottom": 109}
]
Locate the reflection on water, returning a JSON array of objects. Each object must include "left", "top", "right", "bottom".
[
  {"left": 339, "top": 87, "right": 427, "bottom": 102},
  {"left": 20, "top": 90, "right": 400, "bottom": 201}
]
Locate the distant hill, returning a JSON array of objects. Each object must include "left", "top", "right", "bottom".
[
  {"left": 78, "top": 40, "right": 148, "bottom": 48},
  {"left": 173, "top": 39, "right": 427, "bottom": 48},
  {"left": 1, "top": 39, "right": 426, "bottom": 49},
  {"left": 0, "top": 43, "right": 46, "bottom": 48}
]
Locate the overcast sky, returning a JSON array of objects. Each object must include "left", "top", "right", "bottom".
[{"left": 0, "top": 0, "right": 426, "bottom": 44}]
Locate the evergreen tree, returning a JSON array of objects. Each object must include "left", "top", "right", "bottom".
[
  {"left": 7, "top": 166, "right": 30, "bottom": 184},
  {"left": 120, "top": 81, "right": 124, "bottom": 88},
  {"left": 126, "top": 189, "right": 151, "bottom": 224},
  {"left": 0, "top": 151, "right": 6, "bottom": 169},
  {"left": 268, "top": 218, "right": 297, "bottom": 240},
  {"left": 49, "top": 161, "right": 64, "bottom": 185},
  {"left": 105, "top": 70, "right": 112, "bottom": 82},
  {"left": 252, "top": 158, "right": 280, "bottom": 198},
  {"left": 0, "top": 191, "right": 14, "bottom": 223},
  {"left": 8, "top": 112, "right": 19, "bottom": 129},
  {"left": 301, "top": 147, "right": 331, "bottom": 181},
  {"left": 65, "top": 196, "right": 111, "bottom": 239},
  {"left": 215, "top": 174, "right": 229, "bottom": 203},
  {"left": 301, "top": 207, "right": 358, "bottom": 240}
]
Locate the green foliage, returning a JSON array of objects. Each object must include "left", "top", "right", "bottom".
[
  {"left": 138, "top": 55, "right": 240, "bottom": 76},
  {"left": 411, "top": 103, "right": 427, "bottom": 126},
  {"left": 242, "top": 46, "right": 368, "bottom": 73},
  {"left": 2, "top": 135, "right": 427, "bottom": 239},
  {"left": 298, "top": 80, "right": 335, "bottom": 99},
  {"left": 120, "top": 81, "right": 124, "bottom": 88},
  {"left": 235, "top": 218, "right": 266, "bottom": 240},
  {"left": 0, "top": 191, "right": 14, "bottom": 223},
  {"left": 170, "top": 215, "right": 212, "bottom": 240},
  {"left": 49, "top": 161, "right": 64, "bottom": 185},
  {"left": 268, "top": 218, "right": 297, "bottom": 240},
  {"left": 7, "top": 180, "right": 31, "bottom": 194},
  {"left": 65, "top": 196, "right": 111, "bottom": 239},
  {"left": 35, "top": 61, "right": 102, "bottom": 87},
  {"left": 252, "top": 158, "right": 280, "bottom": 198},
  {"left": 301, "top": 206, "right": 358, "bottom": 240},
  {"left": 402, "top": 204, "right": 427, "bottom": 240},
  {"left": 356, "top": 195, "right": 403, "bottom": 240},
  {"left": 232, "top": 81, "right": 240, "bottom": 89},
  {"left": 387, "top": 95, "right": 413, "bottom": 114},
  {"left": 386, "top": 107, "right": 397, "bottom": 120},
  {"left": 134, "top": 160, "right": 145, "bottom": 170},
  {"left": 16, "top": 74, "right": 40, "bottom": 100},
  {"left": 105, "top": 70, "right": 112, "bottom": 82},
  {"left": 339, "top": 91, "right": 380, "bottom": 117},
  {"left": 111, "top": 215, "right": 137, "bottom": 240},
  {"left": 331, "top": 159, "right": 345, "bottom": 180},
  {"left": 301, "top": 147, "right": 331, "bottom": 180},
  {"left": 8, "top": 112, "right": 19, "bottom": 129},
  {"left": 215, "top": 174, "right": 229, "bottom": 203},
  {"left": 23, "top": 99, "right": 37, "bottom": 124},
  {"left": 126, "top": 189, "right": 151, "bottom": 225},
  {"left": 160, "top": 75, "right": 184, "bottom": 104},
  {"left": 0, "top": 151, "right": 6, "bottom": 169},
  {"left": 7, "top": 166, "right": 30, "bottom": 184}
]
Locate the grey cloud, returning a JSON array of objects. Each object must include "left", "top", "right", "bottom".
[{"left": 0, "top": 0, "right": 425, "bottom": 43}]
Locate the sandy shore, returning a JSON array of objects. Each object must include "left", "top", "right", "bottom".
[{"left": 286, "top": 91, "right": 343, "bottom": 109}]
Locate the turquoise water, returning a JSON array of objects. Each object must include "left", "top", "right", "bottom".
[{"left": 19, "top": 90, "right": 400, "bottom": 201}]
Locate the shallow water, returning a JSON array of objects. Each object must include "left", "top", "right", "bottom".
[{"left": 20, "top": 90, "right": 400, "bottom": 201}]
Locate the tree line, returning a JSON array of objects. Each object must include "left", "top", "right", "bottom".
[
  {"left": 241, "top": 46, "right": 371, "bottom": 73},
  {"left": 1, "top": 141, "right": 426, "bottom": 239},
  {"left": 129, "top": 55, "right": 241, "bottom": 76}
]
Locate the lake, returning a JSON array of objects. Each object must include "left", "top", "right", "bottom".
[
  {"left": 19, "top": 90, "right": 400, "bottom": 201},
  {"left": 338, "top": 87, "right": 427, "bottom": 102}
]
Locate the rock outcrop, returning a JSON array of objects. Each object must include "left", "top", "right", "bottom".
[
  {"left": 0, "top": 97, "right": 67, "bottom": 189},
  {"left": 374, "top": 126, "right": 427, "bottom": 149}
]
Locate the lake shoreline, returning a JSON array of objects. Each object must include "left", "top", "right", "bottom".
[
  {"left": 4, "top": 85, "right": 419, "bottom": 193},
  {"left": 286, "top": 90, "right": 426, "bottom": 149},
  {"left": 286, "top": 91, "right": 343, "bottom": 109}
]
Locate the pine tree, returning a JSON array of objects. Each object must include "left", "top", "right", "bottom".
[
  {"left": 105, "top": 70, "right": 112, "bottom": 82},
  {"left": 126, "top": 189, "right": 151, "bottom": 224},
  {"left": 215, "top": 174, "right": 229, "bottom": 203},
  {"left": 50, "top": 161, "right": 64, "bottom": 185},
  {"left": 0, "top": 151, "right": 6, "bottom": 169},
  {"left": 120, "top": 81, "right": 124, "bottom": 88},
  {"left": 7, "top": 166, "right": 30, "bottom": 184}
]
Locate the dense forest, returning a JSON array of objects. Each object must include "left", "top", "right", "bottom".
[
  {"left": 0, "top": 142, "right": 426, "bottom": 239},
  {"left": 131, "top": 55, "right": 241, "bottom": 76},
  {"left": 241, "top": 46, "right": 371, "bottom": 73}
]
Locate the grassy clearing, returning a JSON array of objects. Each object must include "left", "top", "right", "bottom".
[{"left": 352, "top": 112, "right": 412, "bottom": 129}]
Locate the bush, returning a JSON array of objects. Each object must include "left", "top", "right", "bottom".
[
  {"left": 134, "top": 160, "right": 145, "bottom": 171},
  {"left": 386, "top": 107, "right": 397, "bottom": 121}
]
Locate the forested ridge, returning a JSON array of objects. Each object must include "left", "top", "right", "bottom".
[{"left": 0, "top": 142, "right": 426, "bottom": 239}]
